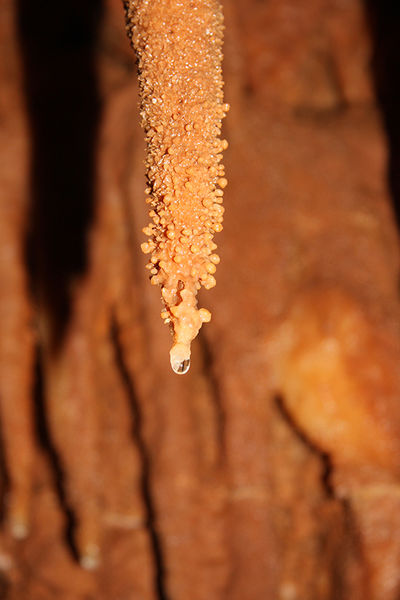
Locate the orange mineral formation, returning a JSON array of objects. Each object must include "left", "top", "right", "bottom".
[{"left": 124, "top": 0, "right": 228, "bottom": 374}]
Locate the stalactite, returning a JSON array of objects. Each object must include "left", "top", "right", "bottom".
[{"left": 123, "top": 0, "right": 228, "bottom": 374}]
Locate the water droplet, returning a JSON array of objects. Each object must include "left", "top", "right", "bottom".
[
  {"left": 170, "top": 342, "right": 191, "bottom": 374},
  {"left": 171, "top": 358, "right": 190, "bottom": 375}
]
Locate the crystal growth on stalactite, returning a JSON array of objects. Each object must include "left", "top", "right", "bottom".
[{"left": 124, "top": 0, "right": 228, "bottom": 373}]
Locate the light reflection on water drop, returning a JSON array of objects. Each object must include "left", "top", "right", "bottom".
[{"left": 171, "top": 358, "right": 191, "bottom": 375}]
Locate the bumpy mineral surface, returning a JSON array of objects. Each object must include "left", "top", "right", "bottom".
[{"left": 124, "top": 0, "right": 228, "bottom": 373}]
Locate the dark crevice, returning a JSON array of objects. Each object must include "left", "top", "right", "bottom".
[
  {"left": 111, "top": 321, "right": 168, "bottom": 600},
  {"left": 340, "top": 498, "right": 371, "bottom": 599},
  {"left": 275, "top": 395, "right": 334, "bottom": 498},
  {"left": 33, "top": 349, "right": 79, "bottom": 563},
  {"left": 0, "top": 570, "right": 10, "bottom": 600},
  {"left": 198, "top": 331, "right": 226, "bottom": 465},
  {"left": 17, "top": 0, "right": 103, "bottom": 355},
  {"left": 0, "top": 412, "right": 10, "bottom": 528},
  {"left": 363, "top": 1, "right": 400, "bottom": 232}
]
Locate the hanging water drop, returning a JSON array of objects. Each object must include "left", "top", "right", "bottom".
[{"left": 170, "top": 342, "right": 191, "bottom": 375}]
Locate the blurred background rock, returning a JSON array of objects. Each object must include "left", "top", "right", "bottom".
[{"left": 0, "top": 0, "right": 399, "bottom": 598}]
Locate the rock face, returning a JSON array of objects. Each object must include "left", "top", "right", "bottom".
[{"left": 0, "top": 0, "right": 399, "bottom": 598}]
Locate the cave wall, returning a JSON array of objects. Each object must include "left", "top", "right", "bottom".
[{"left": 0, "top": 1, "right": 399, "bottom": 599}]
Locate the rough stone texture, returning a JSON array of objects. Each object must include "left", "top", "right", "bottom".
[{"left": 0, "top": 0, "right": 399, "bottom": 599}]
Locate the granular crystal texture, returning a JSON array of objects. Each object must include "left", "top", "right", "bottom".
[{"left": 124, "top": 0, "right": 228, "bottom": 373}]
